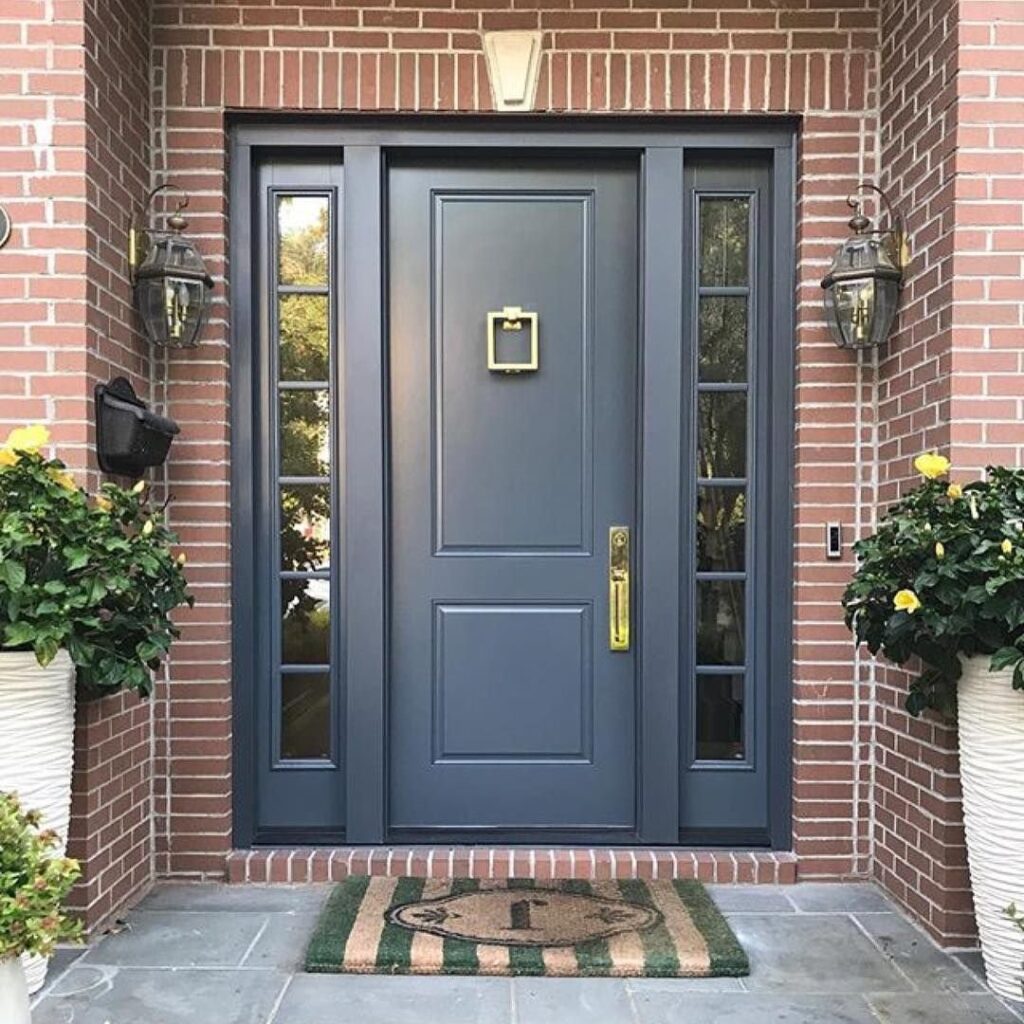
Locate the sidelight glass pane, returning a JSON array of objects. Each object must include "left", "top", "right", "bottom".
[
  {"left": 697, "top": 486, "right": 746, "bottom": 573},
  {"left": 696, "top": 673, "right": 745, "bottom": 761},
  {"left": 279, "top": 294, "right": 329, "bottom": 381},
  {"left": 281, "top": 579, "right": 330, "bottom": 664},
  {"left": 697, "top": 392, "right": 747, "bottom": 479},
  {"left": 696, "top": 579, "right": 745, "bottom": 666},
  {"left": 280, "top": 390, "right": 330, "bottom": 478},
  {"left": 281, "top": 671, "right": 331, "bottom": 759},
  {"left": 281, "top": 485, "right": 330, "bottom": 572},
  {"left": 699, "top": 197, "right": 750, "bottom": 288},
  {"left": 698, "top": 296, "right": 748, "bottom": 383},
  {"left": 278, "top": 195, "right": 329, "bottom": 286}
]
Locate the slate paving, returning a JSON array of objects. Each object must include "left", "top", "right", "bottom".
[{"left": 31, "top": 882, "right": 1024, "bottom": 1024}]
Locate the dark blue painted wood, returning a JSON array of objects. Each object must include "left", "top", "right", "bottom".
[{"left": 387, "top": 154, "right": 640, "bottom": 834}]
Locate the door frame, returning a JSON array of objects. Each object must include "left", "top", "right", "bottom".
[{"left": 229, "top": 118, "right": 796, "bottom": 850}]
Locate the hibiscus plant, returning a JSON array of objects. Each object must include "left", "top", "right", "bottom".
[
  {"left": 842, "top": 454, "right": 1024, "bottom": 716},
  {"left": 0, "top": 424, "right": 191, "bottom": 697}
]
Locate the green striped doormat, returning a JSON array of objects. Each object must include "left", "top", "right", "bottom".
[{"left": 305, "top": 877, "right": 748, "bottom": 978}]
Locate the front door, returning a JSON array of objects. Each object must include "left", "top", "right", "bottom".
[{"left": 387, "top": 154, "right": 640, "bottom": 838}]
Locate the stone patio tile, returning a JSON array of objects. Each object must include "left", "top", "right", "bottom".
[
  {"left": 853, "top": 911, "right": 985, "bottom": 993},
  {"left": 624, "top": 975, "right": 747, "bottom": 993},
  {"left": 241, "top": 912, "right": 322, "bottom": 971},
  {"left": 630, "top": 992, "right": 877, "bottom": 1024},
  {"left": 706, "top": 884, "right": 796, "bottom": 913},
  {"left": 513, "top": 977, "right": 634, "bottom": 1024},
  {"left": 32, "top": 966, "right": 287, "bottom": 1024},
  {"left": 138, "top": 882, "right": 332, "bottom": 914},
  {"left": 726, "top": 914, "right": 912, "bottom": 994},
  {"left": 956, "top": 950, "right": 988, "bottom": 979},
  {"left": 84, "top": 911, "right": 268, "bottom": 967},
  {"left": 275, "top": 974, "right": 513, "bottom": 1024},
  {"left": 867, "top": 992, "right": 1023, "bottom": 1024},
  {"left": 785, "top": 882, "right": 893, "bottom": 914}
]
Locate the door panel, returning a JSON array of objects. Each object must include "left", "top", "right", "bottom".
[{"left": 387, "top": 155, "right": 640, "bottom": 835}]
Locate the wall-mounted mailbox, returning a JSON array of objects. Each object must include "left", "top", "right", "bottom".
[{"left": 95, "top": 377, "right": 179, "bottom": 477}]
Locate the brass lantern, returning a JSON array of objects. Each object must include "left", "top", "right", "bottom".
[
  {"left": 129, "top": 183, "right": 214, "bottom": 349},
  {"left": 821, "top": 183, "right": 908, "bottom": 351}
]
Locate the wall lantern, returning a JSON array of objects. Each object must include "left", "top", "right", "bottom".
[
  {"left": 820, "top": 183, "right": 909, "bottom": 351},
  {"left": 128, "top": 183, "right": 214, "bottom": 349}
]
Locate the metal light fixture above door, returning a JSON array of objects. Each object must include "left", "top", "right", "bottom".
[
  {"left": 128, "top": 182, "right": 214, "bottom": 349},
  {"left": 820, "top": 183, "right": 909, "bottom": 351}
]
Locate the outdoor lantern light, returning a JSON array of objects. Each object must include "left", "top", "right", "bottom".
[
  {"left": 820, "top": 182, "right": 909, "bottom": 351},
  {"left": 129, "top": 183, "right": 214, "bottom": 349}
]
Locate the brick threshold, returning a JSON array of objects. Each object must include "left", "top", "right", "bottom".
[{"left": 227, "top": 848, "right": 798, "bottom": 885}]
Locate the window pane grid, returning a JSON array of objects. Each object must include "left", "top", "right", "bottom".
[
  {"left": 692, "top": 191, "right": 752, "bottom": 764},
  {"left": 273, "top": 190, "right": 334, "bottom": 762}
]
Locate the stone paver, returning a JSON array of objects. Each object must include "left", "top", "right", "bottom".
[{"left": 30, "top": 881, "right": 1024, "bottom": 1024}]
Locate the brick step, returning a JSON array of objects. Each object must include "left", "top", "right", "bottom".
[{"left": 227, "top": 848, "right": 798, "bottom": 885}]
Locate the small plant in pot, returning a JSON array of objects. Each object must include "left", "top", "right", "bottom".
[
  {"left": 843, "top": 454, "right": 1024, "bottom": 1002},
  {"left": 0, "top": 423, "right": 191, "bottom": 992},
  {"left": 0, "top": 792, "right": 82, "bottom": 1024}
]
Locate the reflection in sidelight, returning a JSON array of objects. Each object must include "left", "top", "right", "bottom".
[
  {"left": 279, "top": 294, "right": 329, "bottom": 380},
  {"left": 697, "top": 392, "right": 746, "bottom": 479},
  {"left": 696, "top": 674, "right": 744, "bottom": 761},
  {"left": 698, "top": 297, "right": 747, "bottom": 383},
  {"left": 280, "top": 390, "right": 330, "bottom": 477},
  {"left": 278, "top": 195, "right": 329, "bottom": 286},
  {"left": 699, "top": 197, "right": 750, "bottom": 288},
  {"left": 281, "top": 579, "right": 330, "bottom": 664},
  {"left": 275, "top": 191, "right": 334, "bottom": 761},
  {"left": 696, "top": 580, "right": 745, "bottom": 666},
  {"left": 281, "top": 672, "right": 331, "bottom": 759},
  {"left": 697, "top": 486, "right": 746, "bottom": 573}
]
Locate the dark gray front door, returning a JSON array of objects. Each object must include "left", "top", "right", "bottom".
[{"left": 387, "top": 154, "right": 639, "bottom": 838}]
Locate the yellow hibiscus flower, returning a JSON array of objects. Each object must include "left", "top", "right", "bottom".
[
  {"left": 5, "top": 423, "right": 50, "bottom": 452},
  {"left": 914, "top": 453, "right": 950, "bottom": 480},
  {"left": 95, "top": 495, "right": 112, "bottom": 512},
  {"left": 893, "top": 589, "right": 922, "bottom": 614},
  {"left": 50, "top": 469, "right": 76, "bottom": 491},
  {"left": 0, "top": 448, "right": 17, "bottom": 468},
  {"left": 947, "top": 483, "right": 963, "bottom": 499},
  {"left": 1002, "top": 539, "right": 1013, "bottom": 555},
  {"left": 934, "top": 542, "right": 945, "bottom": 559},
  {"left": 141, "top": 519, "right": 154, "bottom": 537},
  {"left": 131, "top": 480, "right": 146, "bottom": 495},
  {"left": 176, "top": 552, "right": 187, "bottom": 566}
]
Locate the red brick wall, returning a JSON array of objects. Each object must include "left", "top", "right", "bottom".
[
  {"left": 149, "top": 0, "right": 881, "bottom": 880},
  {"left": 0, "top": 0, "right": 153, "bottom": 930},
  {"left": 872, "top": 0, "right": 1024, "bottom": 947}
]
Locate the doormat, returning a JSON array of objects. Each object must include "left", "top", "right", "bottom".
[{"left": 305, "top": 877, "right": 748, "bottom": 978}]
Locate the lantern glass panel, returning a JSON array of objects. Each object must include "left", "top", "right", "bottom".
[{"left": 824, "top": 277, "right": 876, "bottom": 350}]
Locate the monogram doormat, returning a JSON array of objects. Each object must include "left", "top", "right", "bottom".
[{"left": 305, "top": 877, "right": 748, "bottom": 977}]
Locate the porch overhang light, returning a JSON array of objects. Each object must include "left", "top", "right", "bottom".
[
  {"left": 820, "top": 183, "right": 908, "bottom": 351},
  {"left": 129, "top": 183, "right": 214, "bottom": 349}
]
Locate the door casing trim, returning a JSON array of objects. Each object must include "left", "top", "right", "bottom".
[{"left": 229, "top": 117, "right": 797, "bottom": 850}]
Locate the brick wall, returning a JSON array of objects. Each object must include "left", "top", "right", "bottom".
[
  {"left": 149, "top": 0, "right": 880, "bottom": 879},
  {"left": 0, "top": 0, "right": 153, "bottom": 930}
]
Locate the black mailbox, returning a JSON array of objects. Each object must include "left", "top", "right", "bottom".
[{"left": 94, "top": 377, "right": 179, "bottom": 477}]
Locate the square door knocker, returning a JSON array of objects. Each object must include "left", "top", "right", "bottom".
[{"left": 487, "top": 305, "right": 539, "bottom": 373}]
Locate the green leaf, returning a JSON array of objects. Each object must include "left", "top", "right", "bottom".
[
  {"left": 3, "top": 621, "right": 36, "bottom": 647},
  {"left": 991, "top": 646, "right": 1022, "bottom": 671},
  {"left": 34, "top": 636, "right": 59, "bottom": 667},
  {"left": 63, "top": 547, "right": 88, "bottom": 571},
  {"left": 0, "top": 559, "right": 26, "bottom": 591}
]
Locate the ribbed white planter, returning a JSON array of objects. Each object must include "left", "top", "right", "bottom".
[
  {"left": 0, "top": 649, "right": 76, "bottom": 997},
  {"left": 0, "top": 956, "right": 31, "bottom": 1024},
  {"left": 958, "top": 655, "right": 1024, "bottom": 1003}
]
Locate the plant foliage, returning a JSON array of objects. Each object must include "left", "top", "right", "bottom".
[
  {"left": 0, "top": 792, "right": 81, "bottom": 959},
  {"left": 0, "top": 425, "right": 191, "bottom": 697},
  {"left": 843, "top": 456, "right": 1024, "bottom": 717}
]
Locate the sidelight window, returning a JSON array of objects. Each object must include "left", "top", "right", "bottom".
[
  {"left": 693, "top": 195, "right": 751, "bottom": 763},
  {"left": 273, "top": 193, "right": 334, "bottom": 762}
]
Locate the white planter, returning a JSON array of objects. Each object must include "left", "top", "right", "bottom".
[
  {"left": 0, "top": 956, "right": 31, "bottom": 1024},
  {"left": 0, "top": 649, "right": 76, "bottom": 996},
  {"left": 958, "top": 655, "right": 1024, "bottom": 1003}
]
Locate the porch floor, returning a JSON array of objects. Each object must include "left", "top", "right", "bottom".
[{"left": 33, "top": 883, "right": 1022, "bottom": 1024}]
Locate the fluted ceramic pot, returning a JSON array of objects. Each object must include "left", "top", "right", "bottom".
[
  {"left": 0, "top": 956, "right": 31, "bottom": 1024},
  {"left": 958, "top": 656, "right": 1024, "bottom": 1002},
  {"left": 0, "top": 650, "right": 76, "bottom": 995}
]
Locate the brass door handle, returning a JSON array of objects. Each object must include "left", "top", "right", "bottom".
[{"left": 609, "top": 526, "right": 630, "bottom": 651}]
